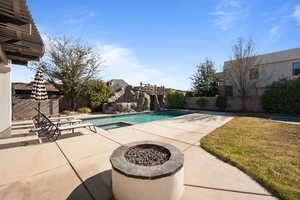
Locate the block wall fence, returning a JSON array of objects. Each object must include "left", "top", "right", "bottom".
[
  {"left": 13, "top": 99, "right": 59, "bottom": 120},
  {"left": 184, "top": 96, "right": 263, "bottom": 112}
]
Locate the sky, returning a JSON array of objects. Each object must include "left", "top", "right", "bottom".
[{"left": 12, "top": 0, "right": 300, "bottom": 90}]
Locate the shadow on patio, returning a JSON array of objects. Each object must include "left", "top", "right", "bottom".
[{"left": 67, "top": 170, "right": 113, "bottom": 200}]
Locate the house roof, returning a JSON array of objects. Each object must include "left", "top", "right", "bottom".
[
  {"left": 13, "top": 82, "right": 59, "bottom": 92},
  {"left": 224, "top": 47, "right": 300, "bottom": 69},
  {"left": 216, "top": 72, "right": 224, "bottom": 81},
  {"left": 0, "top": 0, "right": 44, "bottom": 65},
  {"left": 107, "top": 79, "right": 128, "bottom": 84}
]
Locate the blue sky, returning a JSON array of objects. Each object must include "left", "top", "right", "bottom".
[{"left": 12, "top": 0, "right": 300, "bottom": 90}]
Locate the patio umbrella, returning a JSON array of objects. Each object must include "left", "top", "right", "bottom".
[{"left": 31, "top": 69, "right": 48, "bottom": 121}]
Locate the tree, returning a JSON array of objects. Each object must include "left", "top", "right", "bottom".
[
  {"left": 225, "top": 38, "right": 262, "bottom": 111},
  {"left": 83, "top": 80, "right": 112, "bottom": 111},
  {"left": 191, "top": 58, "right": 218, "bottom": 96},
  {"left": 166, "top": 89, "right": 185, "bottom": 109},
  {"left": 31, "top": 35, "right": 102, "bottom": 110}
]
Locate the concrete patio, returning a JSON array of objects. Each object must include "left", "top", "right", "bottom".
[{"left": 0, "top": 111, "right": 277, "bottom": 200}]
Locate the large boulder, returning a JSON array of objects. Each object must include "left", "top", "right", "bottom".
[
  {"left": 102, "top": 102, "right": 137, "bottom": 114},
  {"left": 137, "top": 92, "right": 150, "bottom": 111},
  {"left": 108, "top": 88, "right": 125, "bottom": 103},
  {"left": 103, "top": 86, "right": 150, "bottom": 113}
]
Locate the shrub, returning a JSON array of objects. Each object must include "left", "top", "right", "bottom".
[
  {"left": 61, "top": 110, "right": 78, "bottom": 115},
  {"left": 262, "top": 78, "right": 300, "bottom": 114},
  {"left": 84, "top": 80, "right": 112, "bottom": 112},
  {"left": 185, "top": 91, "right": 194, "bottom": 97},
  {"left": 167, "top": 90, "right": 185, "bottom": 109},
  {"left": 61, "top": 110, "right": 71, "bottom": 115},
  {"left": 78, "top": 107, "right": 92, "bottom": 113},
  {"left": 196, "top": 97, "right": 207, "bottom": 107},
  {"left": 216, "top": 95, "right": 227, "bottom": 111}
]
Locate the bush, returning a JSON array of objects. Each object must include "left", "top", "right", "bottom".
[
  {"left": 185, "top": 91, "right": 194, "bottom": 97},
  {"left": 84, "top": 80, "right": 112, "bottom": 112},
  {"left": 78, "top": 107, "right": 92, "bottom": 113},
  {"left": 167, "top": 90, "right": 185, "bottom": 109},
  {"left": 262, "top": 78, "right": 300, "bottom": 114},
  {"left": 196, "top": 97, "right": 207, "bottom": 107},
  {"left": 216, "top": 95, "right": 227, "bottom": 111}
]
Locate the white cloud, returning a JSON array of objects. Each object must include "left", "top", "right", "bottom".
[
  {"left": 36, "top": 36, "right": 186, "bottom": 89},
  {"left": 268, "top": 25, "right": 281, "bottom": 42},
  {"left": 211, "top": 0, "right": 243, "bottom": 31},
  {"left": 96, "top": 43, "right": 173, "bottom": 87},
  {"left": 292, "top": 4, "right": 300, "bottom": 24}
]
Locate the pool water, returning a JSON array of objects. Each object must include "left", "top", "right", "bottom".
[{"left": 85, "top": 110, "right": 190, "bottom": 129}]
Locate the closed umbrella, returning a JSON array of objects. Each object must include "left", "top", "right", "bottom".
[{"left": 31, "top": 69, "right": 48, "bottom": 121}]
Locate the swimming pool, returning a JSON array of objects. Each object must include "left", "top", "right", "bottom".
[{"left": 84, "top": 110, "right": 190, "bottom": 130}]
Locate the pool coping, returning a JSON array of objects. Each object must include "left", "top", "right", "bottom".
[
  {"left": 96, "top": 121, "right": 135, "bottom": 130},
  {"left": 96, "top": 121, "right": 135, "bottom": 126}
]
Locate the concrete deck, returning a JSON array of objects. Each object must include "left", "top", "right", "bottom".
[{"left": 0, "top": 111, "right": 277, "bottom": 200}]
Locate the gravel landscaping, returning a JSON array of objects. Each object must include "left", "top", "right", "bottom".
[{"left": 125, "top": 144, "right": 171, "bottom": 166}]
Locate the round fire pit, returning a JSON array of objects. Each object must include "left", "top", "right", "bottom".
[{"left": 110, "top": 141, "right": 184, "bottom": 200}]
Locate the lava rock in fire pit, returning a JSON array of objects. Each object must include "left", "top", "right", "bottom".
[{"left": 125, "top": 144, "right": 171, "bottom": 166}]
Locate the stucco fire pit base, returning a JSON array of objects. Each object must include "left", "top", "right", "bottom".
[{"left": 110, "top": 141, "right": 184, "bottom": 200}]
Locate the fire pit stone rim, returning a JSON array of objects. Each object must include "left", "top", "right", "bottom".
[{"left": 110, "top": 141, "right": 184, "bottom": 180}]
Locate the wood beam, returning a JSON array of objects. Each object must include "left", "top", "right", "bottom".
[
  {"left": 0, "top": 44, "right": 8, "bottom": 65},
  {"left": 0, "top": 23, "right": 32, "bottom": 35},
  {"left": 12, "top": 0, "right": 21, "bottom": 18},
  {"left": 0, "top": 49, "right": 11, "bottom": 73},
  {"left": 0, "top": 0, "right": 44, "bottom": 65}
]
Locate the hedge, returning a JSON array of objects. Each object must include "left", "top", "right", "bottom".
[
  {"left": 167, "top": 90, "right": 185, "bottom": 109},
  {"left": 216, "top": 95, "right": 227, "bottom": 111},
  {"left": 262, "top": 78, "right": 300, "bottom": 114}
]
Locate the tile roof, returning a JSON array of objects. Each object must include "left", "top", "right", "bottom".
[{"left": 13, "top": 82, "right": 59, "bottom": 92}]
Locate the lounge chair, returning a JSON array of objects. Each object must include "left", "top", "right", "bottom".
[
  {"left": 49, "top": 116, "right": 75, "bottom": 122},
  {"left": 32, "top": 114, "right": 82, "bottom": 129},
  {"left": 33, "top": 109, "right": 97, "bottom": 141}
]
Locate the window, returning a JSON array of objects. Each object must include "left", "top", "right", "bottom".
[
  {"left": 293, "top": 62, "right": 300, "bottom": 76},
  {"left": 225, "top": 86, "right": 233, "bottom": 96},
  {"left": 249, "top": 68, "right": 259, "bottom": 80}
]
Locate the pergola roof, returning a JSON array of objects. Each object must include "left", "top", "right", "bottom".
[{"left": 0, "top": 0, "right": 44, "bottom": 65}]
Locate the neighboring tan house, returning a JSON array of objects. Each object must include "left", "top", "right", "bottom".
[
  {"left": 12, "top": 83, "right": 62, "bottom": 120},
  {"left": 107, "top": 79, "right": 129, "bottom": 93},
  {"left": 221, "top": 48, "right": 300, "bottom": 96},
  {"left": 13, "top": 82, "right": 61, "bottom": 99},
  {"left": 0, "top": 0, "right": 44, "bottom": 137}
]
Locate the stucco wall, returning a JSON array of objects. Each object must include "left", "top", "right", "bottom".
[
  {"left": 184, "top": 96, "right": 263, "bottom": 112},
  {"left": 13, "top": 99, "right": 59, "bottom": 120},
  {"left": 224, "top": 59, "right": 300, "bottom": 96},
  {"left": 223, "top": 48, "right": 300, "bottom": 96},
  {"left": 0, "top": 62, "right": 11, "bottom": 138},
  {"left": 112, "top": 167, "right": 184, "bottom": 200},
  {"left": 184, "top": 97, "right": 218, "bottom": 110}
]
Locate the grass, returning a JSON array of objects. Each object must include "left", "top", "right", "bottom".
[{"left": 200, "top": 117, "right": 300, "bottom": 200}]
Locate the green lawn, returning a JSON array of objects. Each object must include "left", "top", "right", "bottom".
[{"left": 201, "top": 117, "right": 300, "bottom": 200}]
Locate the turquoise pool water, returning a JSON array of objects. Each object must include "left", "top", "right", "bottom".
[{"left": 85, "top": 111, "right": 190, "bottom": 129}]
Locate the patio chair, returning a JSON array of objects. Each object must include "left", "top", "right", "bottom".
[
  {"left": 33, "top": 108, "right": 97, "bottom": 141},
  {"left": 31, "top": 114, "right": 82, "bottom": 131},
  {"left": 48, "top": 115, "right": 75, "bottom": 122}
]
